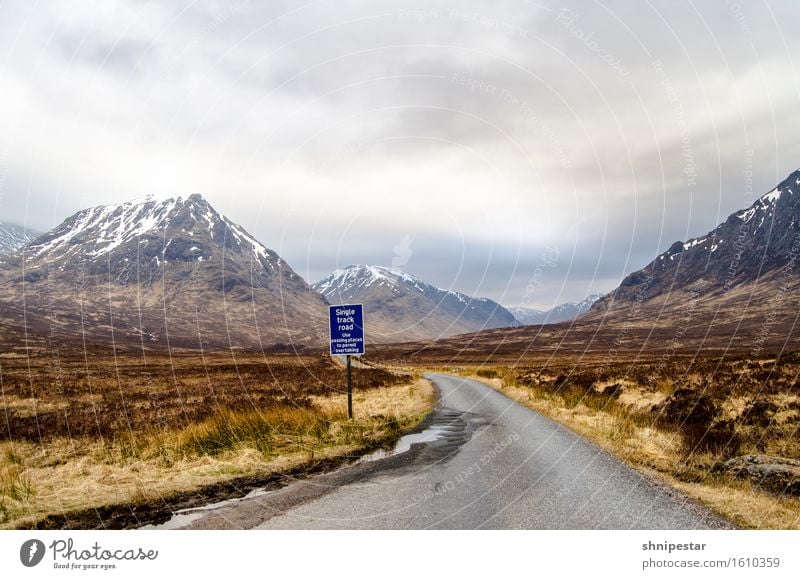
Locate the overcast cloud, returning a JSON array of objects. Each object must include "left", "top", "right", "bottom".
[{"left": 1, "top": 0, "right": 798, "bottom": 309}]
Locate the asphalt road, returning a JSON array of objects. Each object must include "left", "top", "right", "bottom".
[{"left": 173, "top": 373, "right": 733, "bottom": 530}]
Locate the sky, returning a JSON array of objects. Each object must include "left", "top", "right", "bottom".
[{"left": 1, "top": 0, "right": 799, "bottom": 309}]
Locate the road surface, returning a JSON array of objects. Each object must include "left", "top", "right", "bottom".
[{"left": 169, "top": 373, "right": 733, "bottom": 529}]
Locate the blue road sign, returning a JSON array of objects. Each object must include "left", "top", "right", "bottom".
[{"left": 329, "top": 304, "right": 365, "bottom": 356}]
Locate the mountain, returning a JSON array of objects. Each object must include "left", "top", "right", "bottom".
[
  {"left": 0, "top": 194, "right": 329, "bottom": 352},
  {"left": 509, "top": 293, "right": 603, "bottom": 325},
  {"left": 313, "top": 265, "right": 517, "bottom": 342},
  {"left": 0, "top": 221, "right": 39, "bottom": 257},
  {"left": 507, "top": 306, "right": 546, "bottom": 325},
  {"left": 589, "top": 169, "right": 800, "bottom": 326},
  {"left": 378, "top": 169, "right": 800, "bottom": 362}
]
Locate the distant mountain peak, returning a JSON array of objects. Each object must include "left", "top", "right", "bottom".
[
  {"left": 22, "top": 194, "right": 278, "bottom": 270},
  {"left": 509, "top": 292, "right": 603, "bottom": 325},
  {"left": 129, "top": 192, "right": 203, "bottom": 204},
  {"left": 0, "top": 221, "right": 40, "bottom": 257},
  {"left": 317, "top": 264, "right": 444, "bottom": 297},
  {"left": 316, "top": 264, "right": 494, "bottom": 304},
  {"left": 313, "top": 264, "right": 514, "bottom": 341}
]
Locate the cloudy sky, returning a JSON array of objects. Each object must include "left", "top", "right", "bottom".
[{"left": 1, "top": 0, "right": 799, "bottom": 309}]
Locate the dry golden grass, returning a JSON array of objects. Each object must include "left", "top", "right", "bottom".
[
  {"left": 311, "top": 377, "right": 432, "bottom": 417},
  {"left": 668, "top": 477, "right": 800, "bottom": 530},
  {"left": 0, "top": 352, "right": 408, "bottom": 441},
  {"left": 2, "top": 395, "right": 71, "bottom": 418},
  {"left": 0, "top": 379, "right": 435, "bottom": 529},
  {"left": 463, "top": 367, "right": 800, "bottom": 530}
]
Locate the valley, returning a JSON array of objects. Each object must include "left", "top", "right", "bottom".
[
  {"left": 4, "top": 2, "right": 800, "bottom": 574},
  {"left": 1, "top": 170, "right": 800, "bottom": 530}
]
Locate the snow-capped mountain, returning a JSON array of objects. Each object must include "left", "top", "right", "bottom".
[
  {"left": 313, "top": 265, "right": 517, "bottom": 342},
  {"left": 509, "top": 293, "right": 603, "bottom": 325},
  {"left": 506, "top": 306, "right": 546, "bottom": 325},
  {"left": 0, "top": 194, "right": 328, "bottom": 351},
  {"left": 590, "top": 168, "right": 800, "bottom": 322},
  {"left": 20, "top": 194, "right": 280, "bottom": 275},
  {"left": 0, "top": 221, "right": 39, "bottom": 257}
]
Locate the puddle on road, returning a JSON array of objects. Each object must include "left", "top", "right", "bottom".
[
  {"left": 141, "top": 487, "right": 272, "bottom": 530},
  {"left": 142, "top": 419, "right": 459, "bottom": 529},
  {"left": 358, "top": 425, "right": 449, "bottom": 463},
  {"left": 142, "top": 511, "right": 205, "bottom": 530}
]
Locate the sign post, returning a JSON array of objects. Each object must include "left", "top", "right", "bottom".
[
  {"left": 346, "top": 354, "right": 352, "bottom": 420},
  {"left": 328, "top": 304, "right": 365, "bottom": 419}
]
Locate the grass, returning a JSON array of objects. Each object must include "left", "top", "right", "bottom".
[
  {"left": 0, "top": 352, "right": 408, "bottom": 441},
  {"left": 0, "top": 353, "right": 435, "bottom": 529},
  {"left": 459, "top": 358, "right": 800, "bottom": 530}
]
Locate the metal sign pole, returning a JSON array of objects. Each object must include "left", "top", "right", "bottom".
[{"left": 346, "top": 354, "right": 353, "bottom": 420}]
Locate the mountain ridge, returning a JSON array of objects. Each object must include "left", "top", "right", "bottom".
[
  {"left": 589, "top": 168, "right": 800, "bottom": 320},
  {"left": 313, "top": 264, "right": 517, "bottom": 342}
]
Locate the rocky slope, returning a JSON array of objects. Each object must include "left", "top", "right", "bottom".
[{"left": 585, "top": 168, "right": 800, "bottom": 343}]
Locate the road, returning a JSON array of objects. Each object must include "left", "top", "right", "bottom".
[{"left": 170, "top": 373, "right": 733, "bottom": 529}]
